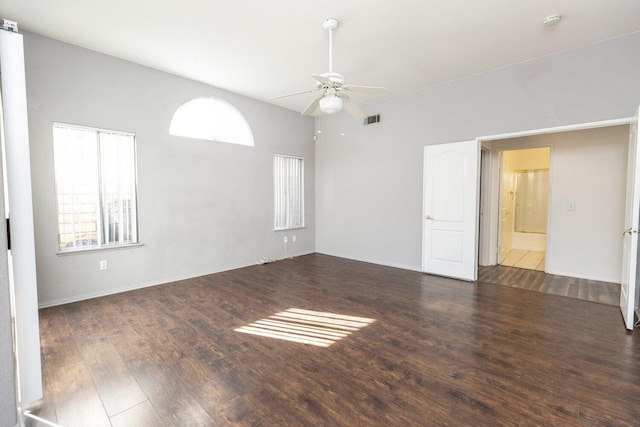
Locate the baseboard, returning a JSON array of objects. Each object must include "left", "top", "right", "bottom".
[
  {"left": 38, "top": 251, "right": 316, "bottom": 308},
  {"left": 19, "top": 398, "right": 42, "bottom": 411},
  {"left": 315, "top": 250, "right": 422, "bottom": 273},
  {"left": 545, "top": 269, "right": 619, "bottom": 284}
]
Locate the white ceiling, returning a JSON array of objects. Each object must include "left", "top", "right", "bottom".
[{"left": 2, "top": 0, "right": 640, "bottom": 115}]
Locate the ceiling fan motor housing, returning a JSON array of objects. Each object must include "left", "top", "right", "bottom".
[{"left": 316, "top": 72, "right": 345, "bottom": 91}]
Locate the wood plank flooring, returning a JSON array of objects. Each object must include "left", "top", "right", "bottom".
[
  {"left": 478, "top": 265, "right": 621, "bottom": 306},
  {"left": 31, "top": 254, "right": 639, "bottom": 426}
]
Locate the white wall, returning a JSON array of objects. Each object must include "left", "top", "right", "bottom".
[
  {"left": 316, "top": 32, "right": 640, "bottom": 275},
  {"left": 24, "top": 32, "right": 316, "bottom": 306}
]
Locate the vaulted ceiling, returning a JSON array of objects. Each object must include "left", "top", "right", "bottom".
[{"left": 2, "top": 0, "right": 640, "bottom": 115}]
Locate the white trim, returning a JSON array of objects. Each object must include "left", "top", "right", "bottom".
[
  {"left": 316, "top": 250, "right": 422, "bottom": 273},
  {"left": 546, "top": 269, "right": 618, "bottom": 284},
  {"left": 273, "top": 153, "right": 305, "bottom": 159},
  {"left": 478, "top": 117, "right": 634, "bottom": 143},
  {"left": 478, "top": 147, "right": 492, "bottom": 266},
  {"left": 53, "top": 121, "right": 135, "bottom": 138},
  {"left": 56, "top": 242, "right": 144, "bottom": 256}
]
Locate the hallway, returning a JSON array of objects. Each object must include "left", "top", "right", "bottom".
[
  {"left": 499, "top": 250, "right": 545, "bottom": 271},
  {"left": 478, "top": 264, "right": 620, "bottom": 306}
]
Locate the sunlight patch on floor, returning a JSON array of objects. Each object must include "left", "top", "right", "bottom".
[{"left": 234, "top": 308, "right": 376, "bottom": 347}]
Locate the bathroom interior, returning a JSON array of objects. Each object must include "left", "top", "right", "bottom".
[{"left": 499, "top": 147, "right": 550, "bottom": 271}]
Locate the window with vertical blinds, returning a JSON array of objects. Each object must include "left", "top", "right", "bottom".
[
  {"left": 53, "top": 123, "right": 138, "bottom": 251},
  {"left": 274, "top": 154, "right": 304, "bottom": 230}
]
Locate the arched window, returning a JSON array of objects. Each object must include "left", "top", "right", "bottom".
[{"left": 169, "top": 97, "right": 254, "bottom": 146}]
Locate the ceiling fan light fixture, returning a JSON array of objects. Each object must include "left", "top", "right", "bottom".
[{"left": 319, "top": 95, "right": 343, "bottom": 114}]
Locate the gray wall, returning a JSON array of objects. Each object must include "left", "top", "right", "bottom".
[
  {"left": 24, "top": 32, "right": 315, "bottom": 306},
  {"left": 315, "top": 32, "right": 640, "bottom": 272}
]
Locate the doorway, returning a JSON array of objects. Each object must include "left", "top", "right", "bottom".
[
  {"left": 498, "top": 147, "right": 550, "bottom": 271},
  {"left": 479, "top": 124, "right": 629, "bottom": 285}
]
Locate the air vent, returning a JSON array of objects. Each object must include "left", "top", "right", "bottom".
[{"left": 364, "top": 114, "right": 380, "bottom": 125}]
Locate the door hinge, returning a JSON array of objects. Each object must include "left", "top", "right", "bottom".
[{"left": 6, "top": 217, "right": 10, "bottom": 251}]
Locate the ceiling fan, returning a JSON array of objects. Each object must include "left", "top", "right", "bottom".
[{"left": 270, "top": 18, "right": 390, "bottom": 120}]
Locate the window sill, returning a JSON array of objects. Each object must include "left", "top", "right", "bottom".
[
  {"left": 274, "top": 226, "right": 306, "bottom": 232},
  {"left": 56, "top": 242, "right": 144, "bottom": 256}
]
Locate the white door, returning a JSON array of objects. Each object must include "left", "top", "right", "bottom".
[
  {"left": 498, "top": 153, "right": 515, "bottom": 264},
  {"left": 0, "top": 29, "right": 42, "bottom": 403},
  {"left": 422, "top": 140, "right": 480, "bottom": 281},
  {"left": 620, "top": 106, "right": 640, "bottom": 330}
]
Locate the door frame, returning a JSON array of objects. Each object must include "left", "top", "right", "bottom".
[
  {"left": 493, "top": 146, "right": 552, "bottom": 270},
  {"left": 0, "top": 29, "right": 42, "bottom": 405},
  {"left": 620, "top": 107, "right": 640, "bottom": 330},
  {"left": 477, "top": 117, "right": 634, "bottom": 267}
]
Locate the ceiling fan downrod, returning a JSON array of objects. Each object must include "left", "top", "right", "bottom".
[{"left": 323, "top": 18, "right": 339, "bottom": 73}]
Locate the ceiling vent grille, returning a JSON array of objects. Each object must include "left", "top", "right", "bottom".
[{"left": 364, "top": 114, "right": 381, "bottom": 125}]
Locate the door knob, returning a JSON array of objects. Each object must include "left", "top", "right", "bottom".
[
  {"left": 425, "top": 215, "right": 434, "bottom": 221},
  {"left": 622, "top": 228, "right": 638, "bottom": 236}
]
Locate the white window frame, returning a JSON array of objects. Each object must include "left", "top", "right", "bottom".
[
  {"left": 274, "top": 154, "right": 304, "bottom": 230},
  {"left": 53, "top": 122, "right": 139, "bottom": 252}
]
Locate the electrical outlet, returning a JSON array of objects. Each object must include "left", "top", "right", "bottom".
[
  {"left": 292, "top": 235, "right": 297, "bottom": 242},
  {"left": 283, "top": 236, "right": 288, "bottom": 244},
  {"left": 99, "top": 260, "right": 108, "bottom": 270}
]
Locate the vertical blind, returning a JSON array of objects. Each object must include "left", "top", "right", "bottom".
[
  {"left": 99, "top": 131, "right": 138, "bottom": 245},
  {"left": 53, "top": 123, "right": 138, "bottom": 250},
  {"left": 274, "top": 154, "right": 304, "bottom": 230}
]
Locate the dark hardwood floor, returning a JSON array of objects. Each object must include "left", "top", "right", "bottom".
[
  {"left": 31, "top": 254, "right": 639, "bottom": 426},
  {"left": 478, "top": 265, "right": 621, "bottom": 306}
]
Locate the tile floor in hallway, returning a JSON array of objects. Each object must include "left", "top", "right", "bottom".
[{"left": 500, "top": 249, "right": 545, "bottom": 271}]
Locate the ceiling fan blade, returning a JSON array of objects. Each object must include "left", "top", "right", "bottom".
[
  {"left": 269, "top": 89, "right": 316, "bottom": 100},
  {"left": 342, "top": 96, "right": 367, "bottom": 120},
  {"left": 301, "top": 93, "right": 324, "bottom": 116},
  {"left": 311, "top": 74, "right": 333, "bottom": 86},
  {"left": 342, "top": 84, "right": 390, "bottom": 94}
]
